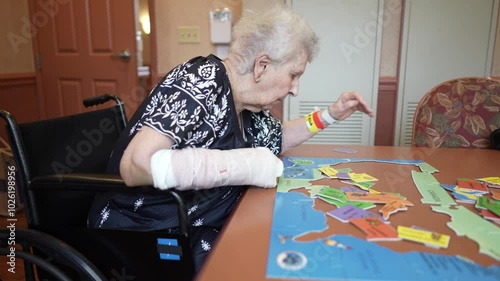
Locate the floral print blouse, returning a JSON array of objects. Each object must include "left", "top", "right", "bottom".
[{"left": 88, "top": 55, "right": 283, "bottom": 234}]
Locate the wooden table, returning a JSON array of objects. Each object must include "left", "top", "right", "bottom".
[{"left": 195, "top": 145, "right": 500, "bottom": 281}]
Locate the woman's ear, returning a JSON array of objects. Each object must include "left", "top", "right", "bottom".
[{"left": 253, "top": 54, "right": 271, "bottom": 82}]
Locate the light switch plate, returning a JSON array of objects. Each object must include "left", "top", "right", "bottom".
[{"left": 177, "top": 26, "right": 200, "bottom": 44}]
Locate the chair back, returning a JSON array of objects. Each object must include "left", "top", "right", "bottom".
[
  {"left": 412, "top": 77, "right": 500, "bottom": 148},
  {"left": 19, "top": 106, "right": 125, "bottom": 177},
  {"left": 1, "top": 104, "right": 126, "bottom": 228}
]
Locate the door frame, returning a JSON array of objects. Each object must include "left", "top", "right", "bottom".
[
  {"left": 27, "top": 0, "right": 158, "bottom": 119},
  {"left": 283, "top": 0, "right": 384, "bottom": 145},
  {"left": 148, "top": 0, "right": 159, "bottom": 86},
  {"left": 27, "top": 0, "right": 47, "bottom": 119}
]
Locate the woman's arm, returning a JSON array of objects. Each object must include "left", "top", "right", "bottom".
[
  {"left": 120, "top": 126, "right": 175, "bottom": 186},
  {"left": 282, "top": 92, "right": 375, "bottom": 153},
  {"left": 120, "top": 126, "right": 282, "bottom": 190}
]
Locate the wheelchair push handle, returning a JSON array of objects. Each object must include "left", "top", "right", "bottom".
[
  {"left": 83, "top": 94, "right": 123, "bottom": 108},
  {"left": 83, "top": 94, "right": 128, "bottom": 129}
]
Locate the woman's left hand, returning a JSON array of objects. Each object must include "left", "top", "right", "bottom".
[{"left": 328, "top": 91, "right": 375, "bottom": 121}]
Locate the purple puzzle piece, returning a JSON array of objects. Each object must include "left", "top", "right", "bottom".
[
  {"left": 340, "top": 186, "right": 367, "bottom": 193},
  {"left": 336, "top": 172, "right": 351, "bottom": 180},
  {"left": 334, "top": 148, "right": 358, "bottom": 154},
  {"left": 327, "top": 205, "right": 387, "bottom": 223}
]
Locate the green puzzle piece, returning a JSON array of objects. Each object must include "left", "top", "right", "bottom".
[
  {"left": 318, "top": 195, "right": 375, "bottom": 210},
  {"left": 432, "top": 205, "right": 500, "bottom": 261},
  {"left": 291, "top": 159, "right": 315, "bottom": 165},
  {"left": 316, "top": 185, "right": 376, "bottom": 209},
  {"left": 476, "top": 196, "right": 500, "bottom": 216},
  {"left": 337, "top": 168, "right": 352, "bottom": 173},
  {"left": 307, "top": 185, "right": 326, "bottom": 198},
  {"left": 318, "top": 187, "right": 347, "bottom": 202},
  {"left": 342, "top": 180, "right": 376, "bottom": 190},
  {"left": 416, "top": 162, "right": 439, "bottom": 173},
  {"left": 277, "top": 176, "right": 312, "bottom": 193},
  {"left": 412, "top": 171, "right": 456, "bottom": 206}
]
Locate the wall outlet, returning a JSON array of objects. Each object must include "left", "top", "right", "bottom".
[{"left": 177, "top": 26, "right": 200, "bottom": 44}]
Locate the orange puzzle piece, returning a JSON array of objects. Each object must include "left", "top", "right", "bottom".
[
  {"left": 379, "top": 200, "right": 408, "bottom": 220},
  {"left": 349, "top": 217, "right": 400, "bottom": 241},
  {"left": 345, "top": 192, "right": 413, "bottom": 206}
]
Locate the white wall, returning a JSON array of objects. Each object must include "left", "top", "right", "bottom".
[{"left": 395, "top": 0, "right": 498, "bottom": 146}]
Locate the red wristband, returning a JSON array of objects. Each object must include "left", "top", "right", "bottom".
[{"left": 312, "top": 111, "right": 325, "bottom": 130}]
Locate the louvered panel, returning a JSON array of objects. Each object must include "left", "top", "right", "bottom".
[
  {"left": 298, "top": 100, "right": 365, "bottom": 144},
  {"left": 297, "top": 101, "right": 330, "bottom": 115},
  {"left": 306, "top": 125, "right": 364, "bottom": 144},
  {"left": 288, "top": 0, "right": 381, "bottom": 145},
  {"left": 299, "top": 102, "right": 363, "bottom": 144},
  {"left": 401, "top": 102, "right": 418, "bottom": 146},
  {"left": 293, "top": 106, "right": 369, "bottom": 144}
]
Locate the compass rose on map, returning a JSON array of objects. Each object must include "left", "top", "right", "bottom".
[{"left": 276, "top": 251, "right": 307, "bottom": 271}]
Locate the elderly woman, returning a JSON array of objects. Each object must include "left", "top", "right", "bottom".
[{"left": 88, "top": 5, "right": 374, "bottom": 271}]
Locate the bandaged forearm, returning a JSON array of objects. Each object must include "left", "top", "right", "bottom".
[{"left": 150, "top": 147, "right": 284, "bottom": 190}]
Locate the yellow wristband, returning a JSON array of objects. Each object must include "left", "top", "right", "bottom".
[{"left": 305, "top": 113, "right": 319, "bottom": 133}]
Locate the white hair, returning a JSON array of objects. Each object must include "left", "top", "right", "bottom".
[{"left": 227, "top": 5, "right": 320, "bottom": 74}]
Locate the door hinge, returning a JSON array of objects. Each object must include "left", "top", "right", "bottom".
[{"left": 36, "top": 53, "right": 42, "bottom": 70}]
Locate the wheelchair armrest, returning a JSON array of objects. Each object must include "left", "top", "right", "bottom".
[
  {"left": 31, "top": 173, "right": 158, "bottom": 192},
  {"left": 30, "top": 173, "right": 190, "bottom": 237}
]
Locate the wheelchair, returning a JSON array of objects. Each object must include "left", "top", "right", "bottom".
[{"left": 0, "top": 94, "right": 194, "bottom": 281}]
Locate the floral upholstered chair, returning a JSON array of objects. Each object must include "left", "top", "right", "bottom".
[{"left": 412, "top": 77, "right": 500, "bottom": 148}]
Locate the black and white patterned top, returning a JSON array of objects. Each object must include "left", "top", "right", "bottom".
[{"left": 87, "top": 55, "right": 283, "bottom": 234}]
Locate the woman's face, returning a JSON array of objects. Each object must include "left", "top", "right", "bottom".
[{"left": 246, "top": 50, "right": 309, "bottom": 112}]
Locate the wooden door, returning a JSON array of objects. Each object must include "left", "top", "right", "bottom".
[{"left": 34, "top": 0, "right": 140, "bottom": 119}]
